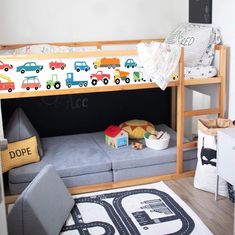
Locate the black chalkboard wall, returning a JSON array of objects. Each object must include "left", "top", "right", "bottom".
[
  {"left": 2, "top": 88, "right": 171, "bottom": 137},
  {"left": 189, "top": 0, "right": 212, "bottom": 24}
]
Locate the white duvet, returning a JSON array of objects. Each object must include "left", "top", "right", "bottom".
[{"left": 137, "top": 42, "right": 181, "bottom": 90}]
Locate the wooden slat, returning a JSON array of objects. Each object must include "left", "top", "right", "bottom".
[
  {"left": 176, "top": 48, "right": 185, "bottom": 174},
  {"left": 69, "top": 171, "right": 195, "bottom": 195},
  {"left": 5, "top": 170, "right": 195, "bottom": 204},
  {"left": 0, "top": 39, "right": 164, "bottom": 50},
  {"left": 0, "top": 39, "right": 222, "bottom": 51},
  {"left": 0, "top": 81, "right": 178, "bottom": 100},
  {"left": 0, "top": 49, "right": 138, "bottom": 60},
  {"left": 184, "top": 77, "right": 222, "bottom": 86},
  {"left": 215, "top": 44, "right": 224, "bottom": 50},
  {"left": 183, "top": 140, "right": 197, "bottom": 149},
  {"left": 184, "top": 108, "right": 220, "bottom": 117}
]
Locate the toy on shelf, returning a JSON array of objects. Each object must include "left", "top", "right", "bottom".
[{"left": 105, "top": 125, "right": 128, "bottom": 149}]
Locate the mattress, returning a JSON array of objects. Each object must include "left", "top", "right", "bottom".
[
  {"left": 8, "top": 124, "right": 197, "bottom": 194},
  {"left": 93, "top": 124, "right": 197, "bottom": 171},
  {"left": 184, "top": 65, "right": 217, "bottom": 79},
  {"left": 9, "top": 133, "right": 112, "bottom": 184},
  {"left": 93, "top": 124, "right": 197, "bottom": 181}
]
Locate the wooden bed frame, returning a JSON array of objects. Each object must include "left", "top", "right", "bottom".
[{"left": 0, "top": 39, "right": 226, "bottom": 204}]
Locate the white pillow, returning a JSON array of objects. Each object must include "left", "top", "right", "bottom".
[{"left": 165, "top": 23, "right": 221, "bottom": 67}]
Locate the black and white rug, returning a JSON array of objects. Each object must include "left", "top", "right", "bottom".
[{"left": 61, "top": 181, "right": 212, "bottom": 235}]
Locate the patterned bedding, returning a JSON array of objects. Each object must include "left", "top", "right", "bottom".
[
  {"left": 170, "top": 66, "right": 217, "bottom": 81},
  {"left": 184, "top": 66, "right": 217, "bottom": 79}
]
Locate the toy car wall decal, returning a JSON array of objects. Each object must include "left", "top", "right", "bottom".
[
  {"left": 0, "top": 74, "right": 15, "bottom": 92},
  {"left": 90, "top": 71, "right": 110, "bottom": 86},
  {"left": 65, "top": 72, "right": 88, "bottom": 88},
  {"left": 93, "top": 57, "right": 120, "bottom": 69},
  {"left": 21, "top": 76, "right": 41, "bottom": 90},
  {"left": 46, "top": 74, "right": 61, "bottom": 89},
  {"left": 133, "top": 71, "right": 145, "bottom": 82},
  {"left": 49, "top": 61, "right": 66, "bottom": 70},
  {"left": 124, "top": 59, "right": 137, "bottom": 68},
  {"left": 0, "top": 60, "right": 13, "bottom": 72},
  {"left": 74, "top": 61, "right": 90, "bottom": 72},
  {"left": 170, "top": 73, "right": 178, "bottom": 80},
  {"left": 16, "top": 62, "right": 43, "bottom": 74},
  {"left": 114, "top": 69, "right": 130, "bottom": 84}
]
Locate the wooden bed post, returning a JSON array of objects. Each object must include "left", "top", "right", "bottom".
[
  {"left": 171, "top": 87, "right": 177, "bottom": 130},
  {"left": 176, "top": 48, "right": 184, "bottom": 175},
  {"left": 218, "top": 45, "right": 227, "bottom": 118}
]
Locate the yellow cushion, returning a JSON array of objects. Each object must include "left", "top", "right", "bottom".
[
  {"left": 119, "top": 119, "right": 155, "bottom": 139},
  {"left": 1, "top": 136, "right": 40, "bottom": 173}
]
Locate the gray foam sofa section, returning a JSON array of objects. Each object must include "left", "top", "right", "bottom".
[
  {"left": 8, "top": 165, "right": 74, "bottom": 235},
  {"left": 8, "top": 125, "right": 197, "bottom": 194}
]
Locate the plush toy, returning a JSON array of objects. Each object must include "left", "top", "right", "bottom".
[{"left": 119, "top": 119, "right": 155, "bottom": 139}]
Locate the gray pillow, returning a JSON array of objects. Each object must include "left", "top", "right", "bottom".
[
  {"left": 8, "top": 165, "right": 74, "bottom": 235},
  {"left": 5, "top": 108, "right": 44, "bottom": 157}
]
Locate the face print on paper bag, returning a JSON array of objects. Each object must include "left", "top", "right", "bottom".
[{"left": 200, "top": 137, "right": 217, "bottom": 167}]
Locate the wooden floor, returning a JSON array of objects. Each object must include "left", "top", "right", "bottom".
[{"left": 165, "top": 177, "right": 234, "bottom": 235}]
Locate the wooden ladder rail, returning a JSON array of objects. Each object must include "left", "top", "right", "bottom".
[
  {"left": 176, "top": 47, "right": 185, "bottom": 174},
  {"left": 218, "top": 45, "right": 227, "bottom": 118},
  {"left": 176, "top": 45, "right": 227, "bottom": 175}
]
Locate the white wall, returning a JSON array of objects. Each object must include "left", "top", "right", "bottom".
[
  {"left": 213, "top": 0, "right": 235, "bottom": 119},
  {"left": 0, "top": 0, "right": 188, "bottom": 44}
]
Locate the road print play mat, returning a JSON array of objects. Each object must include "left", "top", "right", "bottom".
[{"left": 61, "top": 181, "right": 212, "bottom": 235}]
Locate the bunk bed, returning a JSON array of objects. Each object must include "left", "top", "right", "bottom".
[{"left": 0, "top": 39, "right": 226, "bottom": 201}]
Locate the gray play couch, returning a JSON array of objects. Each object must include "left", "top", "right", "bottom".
[{"left": 8, "top": 124, "right": 197, "bottom": 195}]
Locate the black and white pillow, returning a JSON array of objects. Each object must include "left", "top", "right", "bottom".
[{"left": 165, "top": 23, "right": 221, "bottom": 67}]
